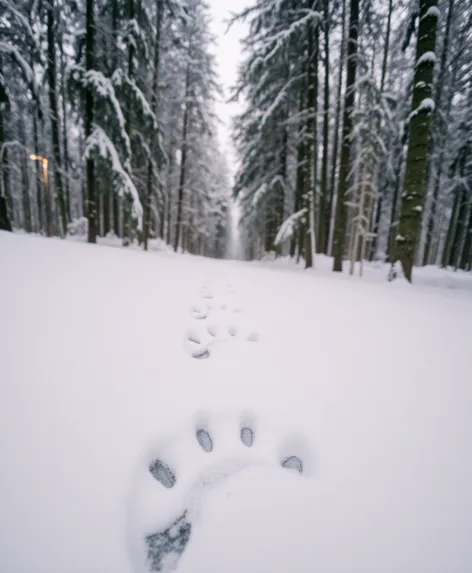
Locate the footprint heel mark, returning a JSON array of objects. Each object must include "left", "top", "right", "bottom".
[
  {"left": 146, "top": 513, "right": 191, "bottom": 573},
  {"left": 130, "top": 417, "right": 314, "bottom": 573}
]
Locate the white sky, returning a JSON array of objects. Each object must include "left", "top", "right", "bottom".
[{"left": 208, "top": 0, "right": 249, "bottom": 180}]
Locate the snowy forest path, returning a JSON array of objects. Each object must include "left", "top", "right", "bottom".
[{"left": 1, "top": 234, "right": 472, "bottom": 573}]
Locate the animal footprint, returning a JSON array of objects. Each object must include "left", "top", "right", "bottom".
[
  {"left": 185, "top": 331, "right": 210, "bottom": 359},
  {"left": 184, "top": 323, "right": 258, "bottom": 359},
  {"left": 199, "top": 286, "right": 213, "bottom": 300},
  {"left": 127, "top": 414, "right": 314, "bottom": 573},
  {"left": 190, "top": 304, "right": 210, "bottom": 320}
]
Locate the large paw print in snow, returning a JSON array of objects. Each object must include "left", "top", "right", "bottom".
[
  {"left": 127, "top": 414, "right": 314, "bottom": 573},
  {"left": 185, "top": 282, "right": 259, "bottom": 359}
]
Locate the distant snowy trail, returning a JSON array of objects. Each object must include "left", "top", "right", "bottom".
[
  {"left": 1, "top": 232, "right": 472, "bottom": 573},
  {"left": 184, "top": 279, "right": 259, "bottom": 360}
]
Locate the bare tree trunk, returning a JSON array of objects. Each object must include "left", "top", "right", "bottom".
[
  {"left": 422, "top": 0, "right": 454, "bottom": 265},
  {"left": 349, "top": 164, "right": 367, "bottom": 275},
  {"left": 166, "top": 144, "right": 175, "bottom": 245},
  {"left": 0, "top": 57, "right": 12, "bottom": 231},
  {"left": 442, "top": 188, "right": 463, "bottom": 268},
  {"left": 144, "top": 0, "right": 164, "bottom": 250},
  {"left": 47, "top": 0, "right": 67, "bottom": 236},
  {"left": 59, "top": 20, "right": 71, "bottom": 223},
  {"left": 460, "top": 207, "right": 472, "bottom": 270},
  {"left": 455, "top": 200, "right": 471, "bottom": 270},
  {"left": 366, "top": 0, "right": 393, "bottom": 262},
  {"left": 174, "top": 64, "right": 190, "bottom": 252},
  {"left": 360, "top": 172, "right": 374, "bottom": 276},
  {"left": 332, "top": 0, "right": 359, "bottom": 271},
  {"left": 318, "top": 0, "right": 330, "bottom": 253},
  {"left": 303, "top": 17, "right": 319, "bottom": 268},
  {"left": 327, "top": 0, "right": 346, "bottom": 255},
  {"left": 32, "top": 105, "right": 43, "bottom": 232},
  {"left": 123, "top": 0, "right": 135, "bottom": 246},
  {"left": 85, "top": 0, "right": 97, "bottom": 243},
  {"left": 18, "top": 109, "right": 32, "bottom": 232},
  {"left": 0, "top": 109, "right": 11, "bottom": 231},
  {"left": 111, "top": 0, "right": 120, "bottom": 236}
]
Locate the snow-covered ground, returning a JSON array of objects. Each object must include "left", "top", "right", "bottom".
[{"left": 1, "top": 231, "right": 472, "bottom": 573}]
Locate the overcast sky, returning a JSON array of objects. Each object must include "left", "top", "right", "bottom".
[{"left": 208, "top": 0, "right": 249, "bottom": 180}]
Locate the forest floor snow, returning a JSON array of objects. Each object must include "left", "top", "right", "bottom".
[{"left": 1, "top": 230, "right": 472, "bottom": 573}]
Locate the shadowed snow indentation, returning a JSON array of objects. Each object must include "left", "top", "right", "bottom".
[
  {"left": 281, "top": 455, "right": 303, "bottom": 474},
  {"left": 240, "top": 427, "right": 254, "bottom": 447}
]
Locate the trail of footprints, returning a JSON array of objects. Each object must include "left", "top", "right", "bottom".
[
  {"left": 128, "top": 415, "right": 312, "bottom": 573},
  {"left": 185, "top": 281, "right": 259, "bottom": 359}
]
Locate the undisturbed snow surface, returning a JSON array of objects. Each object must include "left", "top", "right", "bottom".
[{"left": 1, "top": 231, "right": 472, "bottom": 573}]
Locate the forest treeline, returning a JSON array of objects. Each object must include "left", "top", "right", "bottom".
[
  {"left": 1, "top": 0, "right": 471, "bottom": 281},
  {"left": 231, "top": 0, "right": 472, "bottom": 280},
  {"left": 0, "top": 0, "right": 230, "bottom": 258}
]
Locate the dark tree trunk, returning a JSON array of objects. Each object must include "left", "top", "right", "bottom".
[
  {"left": 0, "top": 97, "right": 11, "bottom": 231},
  {"left": 366, "top": 0, "right": 392, "bottom": 262},
  {"left": 85, "top": 0, "right": 97, "bottom": 243},
  {"left": 332, "top": 0, "right": 359, "bottom": 271},
  {"left": 114, "top": 195, "right": 120, "bottom": 237},
  {"left": 394, "top": 0, "right": 439, "bottom": 281},
  {"left": 18, "top": 110, "right": 31, "bottom": 232},
  {"left": 460, "top": 206, "right": 472, "bottom": 270},
  {"left": 319, "top": 0, "right": 330, "bottom": 254},
  {"left": 123, "top": 0, "right": 135, "bottom": 246},
  {"left": 327, "top": 0, "right": 346, "bottom": 253},
  {"left": 111, "top": 0, "right": 119, "bottom": 235},
  {"left": 292, "top": 89, "right": 306, "bottom": 260},
  {"left": 441, "top": 188, "right": 462, "bottom": 267},
  {"left": 103, "top": 186, "right": 110, "bottom": 235},
  {"left": 0, "top": 57, "right": 12, "bottom": 231},
  {"left": 166, "top": 142, "right": 175, "bottom": 245},
  {"left": 174, "top": 65, "right": 190, "bottom": 252},
  {"left": 59, "top": 22, "right": 71, "bottom": 222},
  {"left": 422, "top": 0, "right": 454, "bottom": 265},
  {"left": 0, "top": 195, "right": 10, "bottom": 231},
  {"left": 144, "top": 0, "right": 164, "bottom": 250},
  {"left": 312, "top": 22, "right": 319, "bottom": 258},
  {"left": 423, "top": 161, "right": 442, "bottom": 265},
  {"left": 275, "top": 113, "right": 288, "bottom": 254},
  {"left": 47, "top": 0, "right": 67, "bottom": 236},
  {"left": 32, "top": 105, "right": 43, "bottom": 233},
  {"left": 303, "top": 18, "right": 319, "bottom": 268},
  {"left": 453, "top": 195, "right": 471, "bottom": 270}
]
